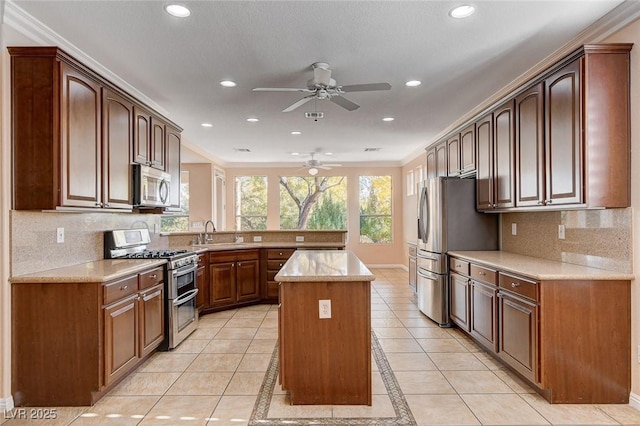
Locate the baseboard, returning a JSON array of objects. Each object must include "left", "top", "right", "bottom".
[
  {"left": 366, "top": 264, "right": 405, "bottom": 269},
  {"left": 629, "top": 392, "right": 640, "bottom": 411},
  {"left": 0, "top": 395, "right": 15, "bottom": 413}
]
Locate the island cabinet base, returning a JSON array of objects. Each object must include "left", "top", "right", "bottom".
[{"left": 279, "top": 280, "right": 371, "bottom": 405}]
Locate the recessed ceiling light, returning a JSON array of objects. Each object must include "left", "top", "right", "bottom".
[
  {"left": 220, "top": 80, "right": 236, "bottom": 87},
  {"left": 290, "top": 131, "right": 302, "bottom": 135},
  {"left": 164, "top": 4, "right": 191, "bottom": 18},
  {"left": 382, "top": 117, "right": 395, "bottom": 122},
  {"left": 246, "top": 118, "right": 259, "bottom": 122},
  {"left": 291, "top": 152, "right": 300, "bottom": 156},
  {"left": 325, "top": 152, "right": 333, "bottom": 156},
  {"left": 449, "top": 5, "right": 475, "bottom": 19},
  {"left": 201, "top": 123, "right": 213, "bottom": 127},
  {"left": 405, "top": 80, "right": 422, "bottom": 87}
]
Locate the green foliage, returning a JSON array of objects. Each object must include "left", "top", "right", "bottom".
[
  {"left": 279, "top": 176, "right": 347, "bottom": 230},
  {"left": 235, "top": 176, "right": 268, "bottom": 230},
  {"left": 160, "top": 216, "right": 189, "bottom": 232},
  {"left": 359, "top": 176, "right": 392, "bottom": 243}
]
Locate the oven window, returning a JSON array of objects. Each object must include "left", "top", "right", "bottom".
[
  {"left": 176, "top": 270, "right": 196, "bottom": 295},
  {"left": 177, "top": 298, "right": 196, "bottom": 332}
]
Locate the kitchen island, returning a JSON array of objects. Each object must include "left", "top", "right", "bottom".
[{"left": 275, "top": 250, "right": 375, "bottom": 405}]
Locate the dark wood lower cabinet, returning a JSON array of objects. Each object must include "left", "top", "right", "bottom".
[
  {"left": 208, "top": 250, "right": 260, "bottom": 310},
  {"left": 104, "top": 295, "right": 138, "bottom": 387},
  {"left": 448, "top": 255, "right": 630, "bottom": 404},
  {"left": 498, "top": 291, "right": 537, "bottom": 383}
]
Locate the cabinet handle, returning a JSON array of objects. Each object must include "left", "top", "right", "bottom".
[
  {"left": 546, "top": 199, "right": 553, "bottom": 204},
  {"left": 120, "top": 285, "right": 128, "bottom": 291},
  {"left": 95, "top": 202, "right": 103, "bottom": 207},
  {"left": 537, "top": 200, "right": 544, "bottom": 205},
  {"left": 279, "top": 252, "right": 283, "bottom": 256},
  {"left": 104, "top": 203, "right": 110, "bottom": 207},
  {"left": 279, "top": 263, "right": 283, "bottom": 267},
  {"left": 456, "top": 263, "right": 462, "bottom": 268},
  {"left": 231, "top": 263, "right": 235, "bottom": 267},
  {"left": 478, "top": 271, "right": 485, "bottom": 276},
  {"left": 511, "top": 282, "right": 520, "bottom": 288},
  {"left": 238, "top": 262, "right": 242, "bottom": 266},
  {"left": 150, "top": 274, "right": 157, "bottom": 279}
]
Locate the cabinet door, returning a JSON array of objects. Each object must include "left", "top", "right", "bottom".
[
  {"left": 133, "top": 106, "right": 151, "bottom": 165},
  {"left": 460, "top": 124, "right": 476, "bottom": 175},
  {"left": 104, "top": 295, "right": 139, "bottom": 386},
  {"left": 237, "top": 259, "right": 260, "bottom": 302},
  {"left": 470, "top": 280, "right": 498, "bottom": 352},
  {"left": 196, "top": 266, "right": 207, "bottom": 312},
  {"left": 165, "top": 125, "right": 182, "bottom": 210},
  {"left": 493, "top": 100, "right": 515, "bottom": 208},
  {"left": 498, "top": 291, "right": 538, "bottom": 383},
  {"left": 408, "top": 256, "right": 417, "bottom": 293},
  {"left": 102, "top": 89, "right": 133, "bottom": 209},
  {"left": 425, "top": 147, "right": 437, "bottom": 179},
  {"left": 150, "top": 116, "right": 166, "bottom": 170},
  {"left": 545, "top": 59, "right": 582, "bottom": 206},
  {"left": 515, "top": 83, "right": 545, "bottom": 207},
  {"left": 139, "top": 284, "right": 165, "bottom": 359},
  {"left": 60, "top": 63, "right": 102, "bottom": 208},
  {"left": 450, "top": 272, "right": 470, "bottom": 331},
  {"left": 435, "top": 141, "right": 448, "bottom": 177},
  {"left": 209, "top": 261, "right": 236, "bottom": 306},
  {"left": 447, "top": 135, "right": 461, "bottom": 176},
  {"left": 475, "top": 113, "right": 494, "bottom": 211}
]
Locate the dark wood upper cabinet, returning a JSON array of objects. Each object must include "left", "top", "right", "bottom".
[
  {"left": 165, "top": 125, "right": 182, "bottom": 211},
  {"left": 133, "top": 106, "right": 151, "bottom": 166},
  {"left": 102, "top": 89, "right": 133, "bottom": 209},
  {"left": 447, "top": 134, "right": 461, "bottom": 176},
  {"left": 460, "top": 124, "right": 476, "bottom": 175},
  {"left": 435, "top": 140, "right": 448, "bottom": 177},
  {"left": 425, "top": 146, "right": 437, "bottom": 179},
  {"left": 151, "top": 116, "right": 167, "bottom": 170},
  {"left": 493, "top": 100, "right": 515, "bottom": 209},
  {"left": 475, "top": 112, "right": 493, "bottom": 211},
  {"left": 544, "top": 59, "right": 582, "bottom": 206},
  {"left": 515, "top": 82, "right": 545, "bottom": 207}
]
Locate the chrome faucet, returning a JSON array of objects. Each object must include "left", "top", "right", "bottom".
[{"left": 204, "top": 220, "right": 216, "bottom": 243}]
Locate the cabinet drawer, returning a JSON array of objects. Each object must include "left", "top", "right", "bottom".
[
  {"left": 197, "top": 253, "right": 207, "bottom": 267},
  {"left": 267, "top": 260, "right": 287, "bottom": 271},
  {"left": 449, "top": 257, "right": 470, "bottom": 276},
  {"left": 139, "top": 267, "right": 164, "bottom": 290},
  {"left": 103, "top": 275, "right": 138, "bottom": 305},
  {"left": 267, "top": 249, "right": 295, "bottom": 260},
  {"left": 499, "top": 273, "right": 538, "bottom": 302},
  {"left": 210, "top": 249, "right": 260, "bottom": 263},
  {"left": 470, "top": 264, "right": 497, "bottom": 285}
]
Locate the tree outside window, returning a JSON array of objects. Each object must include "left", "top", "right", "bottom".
[
  {"left": 359, "top": 175, "right": 392, "bottom": 243},
  {"left": 279, "top": 176, "right": 347, "bottom": 230},
  {"left": 235, "top": 176, "right": 267, "bottom": 230},
  {"left": 160, "top": 171, "right": 190, "bottom": 232}
]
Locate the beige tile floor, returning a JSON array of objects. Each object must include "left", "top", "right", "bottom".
[{"left": 3, "top": 268, "right": 640, "bottom": 425}]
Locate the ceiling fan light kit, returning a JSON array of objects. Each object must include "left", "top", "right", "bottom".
[{"left": 253, "top": 63, "right": 391, "bottom": 113}]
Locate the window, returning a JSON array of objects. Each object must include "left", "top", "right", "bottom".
[
  {"left": 415, "top": 165, "right": 424, "bottom": 185},
  {"left": 406, "top": 170, "right": 415, "bottom": 196},
  {"left": 359, "top": 175, "right": 392, "bottom": 243},
  {"left": 160, "top": 171, "right": 190, "bottom": 232},
  {"left": 279, "top": 176, "right": 347, "bottom": 230},
  {"left": 235, "top": 176, "right": 267, "bottom": 230}
]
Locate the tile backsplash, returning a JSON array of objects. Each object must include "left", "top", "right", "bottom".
[
  {"left": 10, "top": 211, "right": 164, "bottom": 277},
  {"left": 501, "top": 208, "right": 632, "bottom": 273}
]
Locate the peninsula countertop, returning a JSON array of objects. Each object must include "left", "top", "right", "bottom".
[
  {"left": 448, "top": 250, "right": 634, "bottom": 281},
  {"left": 275, "top": 249, "right": 375, "bottom": 282}
]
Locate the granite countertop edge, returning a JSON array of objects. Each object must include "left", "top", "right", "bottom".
[{"left": 448, "top": 250, "right": 634, "bottom": 281}]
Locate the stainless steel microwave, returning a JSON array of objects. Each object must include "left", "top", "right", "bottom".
[{"left": 132, "top": 164, "right": 171, "bottom": 208}]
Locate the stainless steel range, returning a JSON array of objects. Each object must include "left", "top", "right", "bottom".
[{"left": 104, "top": 229, "right": 199, "bottom": 350}]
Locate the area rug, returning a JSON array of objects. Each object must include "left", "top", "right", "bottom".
[{"left": 248, "top": 331, "right": 417, "bottom": 425}]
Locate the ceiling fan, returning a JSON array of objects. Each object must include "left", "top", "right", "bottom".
[
  {"left": 253, "top": 62, "right": 391, "bottom": 112},
  {"left": 298, "top": 153, "right": 342, "bottom": 175}
]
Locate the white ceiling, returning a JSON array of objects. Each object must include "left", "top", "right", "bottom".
[{"left": 3, "top": 0, "right": 633, "bottom": 167}]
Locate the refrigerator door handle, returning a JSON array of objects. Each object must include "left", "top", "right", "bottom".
[
  {"left": 417, "top": 250, "right": 439, "bottom": 261},
  {"left": 417, "top": 268, "right": 440, "bottom": 281},
  {"left": 418, "top": 184, "right": 429, "bottom": 244}
]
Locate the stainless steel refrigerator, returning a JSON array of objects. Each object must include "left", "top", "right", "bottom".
[{"left": 416, "top": 177, "right": 498, "bottom": 326}]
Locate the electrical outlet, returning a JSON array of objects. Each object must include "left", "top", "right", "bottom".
[
  {"left": 511, "top": 223, "right": 517, "bottom": 236},
  {"left": 253, "top": 236, "right": 262, "bottom": 242},
  {"left": 56, "top": 227, "right": 64, "bottom": 243},
  {"left": 319, "top": 299, "right": 331, "bottom": 319},
  {"left": 558, "top": 224, "right": 566, "bottom": 240},
  {"left": 235, "top": 236, "right": 244, "bottom": 243},
  {"left": 191, "top": 221, "right": 204, "bottom": 229},
  {"left": 296, "top": 236, "right": 304, "bottom": 242}
]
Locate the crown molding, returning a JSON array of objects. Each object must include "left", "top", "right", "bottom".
[
  {"left": 419, "top": 0, "right": 640, "bottom": 151},
  {"left": 3, "top": 0, "right": 168, "bottom": 116}
]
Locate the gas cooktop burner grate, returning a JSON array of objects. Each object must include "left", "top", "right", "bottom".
[{"left": 123, "top": 249, "right": 189, "bottom": 259}]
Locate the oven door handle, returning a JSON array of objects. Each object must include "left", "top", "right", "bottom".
[
  {"left": 172, "top": 263, "right": 197, "bottom": 277},
  {"left": 173, "top": 288, "right": 199, "bottom": 306}
]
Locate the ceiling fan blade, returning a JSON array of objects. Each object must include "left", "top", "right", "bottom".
[
  {"left": 323, "top": 163, "right": 342, "bottom": 167},
  {"left": 283, "top": 96, "right": 315, "bottom": 112},
  {"left": 330, "top": 95, "right": 360, "bottom": 111},
  {"left": 313, "top": 66, "right": 332, "bottom": 86},
  {"left": 340, "top": 83, "right": 392, "bottom": 92},
  {"left": 253, "top": 87, "right": 314, "bottom": 93}
]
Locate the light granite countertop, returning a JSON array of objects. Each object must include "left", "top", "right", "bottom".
[
  {"left": 10, "top": 259, "right": 167, "bottom": 284},
  {"left": 275, "top": 249, "right": 375, "bottom": 282},
  {"left": 184, "top": 241, "right": 345, "bottom": 252},
  {"left": 448, "top": 250, "right": 634, "bottom": 281}
]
